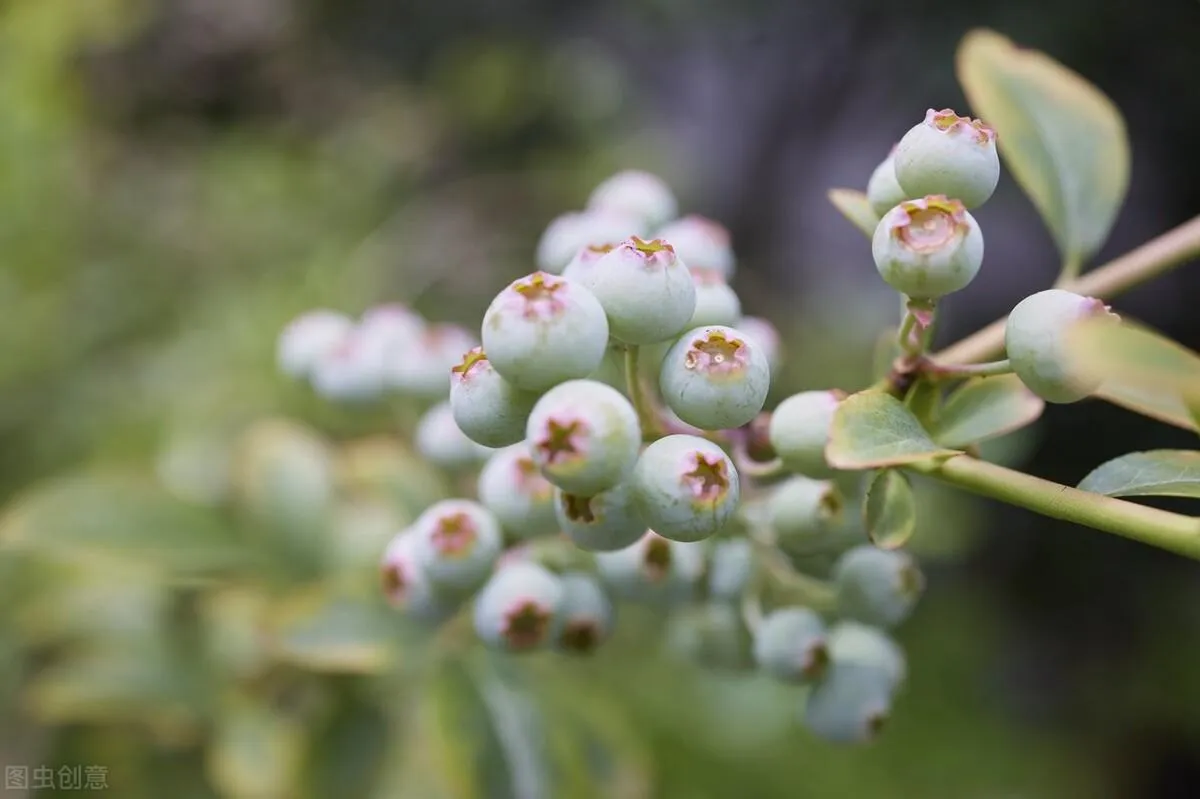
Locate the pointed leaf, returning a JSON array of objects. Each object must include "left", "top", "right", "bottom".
[
  {"left": 826, "top": 391, "right": 962, "bottom": 469},
  {"left": 827, "top": 188, "right": 879, "bottom": 238},
  {"left": 863, "top": 470, "right": 917, "bottom": 549},
  {"left": 1094, "top": 382, "right": 1198, "bottom": 432},
  {"left": 268, "top": 585, "right": 396, "bottom": 674},
  {"left": 956, "top": 29, "right": 1130, "bottom": 263},
  {"left": 1078, "top": 450, "right": 1200, "bottom": 498},
  {"left": 931, "top": 374, "right": 1045, "bottom": 449}
]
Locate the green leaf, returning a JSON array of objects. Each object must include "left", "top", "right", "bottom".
[
  {"left": 827, "top": 188, "right": 879, "bottom": 238},
  {"left": 826, "top": 391, "right": 962, "bottom": 470},
  {"left": 904, "top": 380, "right": 943, "bottom": 429},
  {"left": 956, "top": 29, "right": 1130, "bottom": 264},
  {"left": 931, "top": 374, "right": 1045, "bottom": 449},
  {"left": 269, "top": 585, "right": 396, "bottom": 674},
  {"left": 1094, "top": 382, "right": 1198, "bottom": 433},
  {"left": 207, "top": 695, "right": 307, "bottom": 799},
  {"left": 863, "top": 470, "right": 917, "bottom": 550},
  {"left": 1077, "top": 450, "right": 1200, "bottom": 498}
]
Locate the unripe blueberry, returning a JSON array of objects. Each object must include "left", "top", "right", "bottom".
[
  {"left": 865, "top": 148, "right": 907, "bottom": 218},
  {"left": 554, "top": 482, "right": 645, "bottom": 552},
  {"left": 631, "top": 435, "right": 740, "bottom": 542},
  {"left": 555, "top": 571, "right": 615, "bottom": 654},
  {"left": 587, "top": 170, "right": 678, "bottom": 230},
  {"left": 449, "top": 347, "right": 540, "bottom": 447},
  {"left": 752, "top": 607, "right": 830, "bottom": 683},
  {"left": 535, "top": 209, "right": 645, "bottom": 274},
  {"left": 872, "top": 196, "right": 984, "bottom": 301},
  {"left": 687, "top": 269, "right": 743, "bottom": 329},
  {"left": 476, "top": 444, "right": 559, "bottom": 540},
  {"left": 526, "top": 379, "right": 641, "bottom": 496},
  {"left": 595, "top": 531, "right": 706, "bottom": 602},
  {"left": 386, "top": 322, "right": 477, "bottom": 399},
  {"left": 735, "top": 316, "right": 783, "bottom": 377},
  {"left": 660, "top": 326, "right": 770, "bottom": 431},
  {"left": 826, "top": 620, "right": 906, "bottom": 690},
  {"left": 767, "top": 476, "right": 844, "bottom": 554},
  {"left": 380, "top": 528, "right": 453, "bottom": 623},
  {"left": 481, "top": 272, "right": 610, "bottom": 392},
  {"left": 832, "top": 545, "right": 924, "bottom": 629},
  {"left": 655, "top": 215, "right": 736, "bottom": 279},
  {"left": 358, "top": 303, "right": 425, "bottom": 349},
  {"left": 569, "top": 237, "right": 697, "bottom": 345},
  {"left": 473, "top": 561, "right": 564, "bottom": 652},
  {"left": 310, "top": 329, "right": 387, "bottom": 403},
  {"left": 561, "top": 242, "right": 616, "bottom": 282},
  {"left": 802, "top": 661, "right": 895, "bottom": 745},
  {"left": 894, "top": 109, "right": 1000, "bottom": 210},
  {"left": 707, "top": 537, "right": 753, "bottom": 601},
  {"left": 277, "top": 310, "right": 354, "bottom": 379},
  {"left": 412, "top": 499, "right": 504, "bottom": 591},
  {"left": 768, "top": 390, "right": 844, "bottom": 479},
  {"left": 666, "top": 601, "right": 753, "bottom": 672},
  {"left": 1005, "top": 289, "right": 1120, "bottom": 404},
  {"left": 414, "top": 401, "right": 492, "bottom": 470}
]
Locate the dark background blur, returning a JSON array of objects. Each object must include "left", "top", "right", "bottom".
[{"left": 2, "top": 0, "right": 1200, "bottom": 796}]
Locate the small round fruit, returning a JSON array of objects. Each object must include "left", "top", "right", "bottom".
[
  {"left": 872, "top": 195, "right": 984, "bottom": 301},
  {"left": 1005, "top": 289, "right": 1119, "bottom": 404},
  {"left": 415, "top": 402, "right": 491, "bottom": 470},
  {"left": 655, "top": 215, "right": 736, "bottom": 279},
  {"left": 555, "top": 482, "right": 645, "bottom": 552},
  {"left": 526, "top": 379, "right": 641, "bottom": 496},
  {"left": 277, "top": 309, "right": 354, "bottom": 379},
  {"left": 481, "top": 272, "right": 610, "bottom": 392},
  {"left": 380, "top": 528, "right": 456, "bottom": 623},
  {"left": 631, "top": 435, "right": 740, "bottom": 542},
  {"left": 832, "top": 546, "right": 925, "bottom": 629},
  {"left": 767, "top": 476, "right": 844, "bottom": 554},
  {"left": 412, "top": 499, "right": 504, "bottom": 591},
  {"left": 570, "top": 237, "right": 697, "bottom": 345},
  {"left": 802, "top": 660, "right": 895, "bottom": 745},
  {"left": 476, "top": 444, "right": 559, "bottom": 540},
  {"left": 449, "top": 347, "right": 540, "bottom": 447},
  {"left": 385, "top": 322, "right": 477, "bottom": 399},
  {"left": 752, "top": 607, "right": 830, "bottom": 683},
  {"left": 894, "top": 108, "right": 1000, "bottom": 210},
  {"left": 736, "top": 316, "right": 783, "bottom": 376},
  {"left": 706, "top": 537, "right": 753, "bottom": 600},
  {"left": 473, "top": 561, "right": 565, "bottom": 652},
  {"left": 660, "top": 326, "right": 770, "bottom": 431},
  {"left": 535, "top": 209, "right": 644, "bottom": 274},
  {"left": 309, "top": 330, "right": 387, "bottom": 403},
  {"left": 358, "top": 303, "right": 425, "bottom": 355},
  {"left": 587, "top": 170, "right": 678, "bottom": 230},
  {"left": 768, "top": 390, "right": 844, "bottom": 478},
  {"left": 826, "top": 620, "right": 906, "bottom": 690},
  {"left": 555, "top": 572, "right": 615, "bottom": 654},
  {"left": 595, "top": 531, "right": 706, "bottom": 602},
  {"left": 561, "top": 242, "right": 617, "bottom": 281},
  {"left": 687, "top": 269, "right": 742, "bottom": 328},
  {"left": 865, "top": 148, "right": 907, "bottom": 218}
]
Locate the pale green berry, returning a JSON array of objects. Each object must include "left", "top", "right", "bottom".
[
  {"left": 767, "top": 476, "right": 844, "bottom": 555},
  {"left": 707, "top": 537, "right": 753, "bottom": 600},
  {"left": 412, "top": 499, "right": 504, "bottom": 591},
  {"left": 561, "top": 242, "right": 616, "bottom": 281},
  {"left": 526, "top": 379, "right": 641, "bottom": 496},
  {"left": 687, "top": 268, "right": 742, "bottom": 328},
  {"left": 631, "top": 434, "right": 740, "bottom": 542},
  {"left": 768, "top": 390, "right": 844, "bottom": 478},
  {"left": 358, "top": 303, "right": 425, "bottom": 361},
  {"left": 595, "top": 531, "right": 706, "bottom": 602},
  {"left": 752, "top": 607, "right": 829, "bottom": 683},
  {"left": 865, "top": 148, "right": 906, "bottom": 218},
  {"left": 587, "top": 170, "right": 678, "bottom": 230},
  {"left": 415, "top": 401, "right": 492, "bottom": 470},
  {"left": 826, "top": 620, "right": 906, "bottom": 690},
  {"left": 736, "top": 316, "right": 783, "bottom": 377},
  {"left": 476, "top": 444, "right": 559, "bottom": 540},
  {"left": 660, "top": 326, "right": 770, "bottom": 431},
  {"left": 385, "top": 322, "right": 477, "bottom": 399},
  {"left": 310, "top": 328, "right": 387, "bottom": 403},
  {"left": 535, "top": 209, "right": 645, "bottom": 274},
  {"left": 1005, "top": 289, "right": 1119, "bottom": 404},
  {"left": 555, "top": 571, "right": 615, "bottom": 654},
  {"left": 473, "top": 561, "right": 564, "bottom": 652},
  {"left": 380, "top": 528, "right": 459, "bottom": 624},
  {"left": 894, "top": 108, "right": 1000, "bottom": 210},
  {"left": 872, "top": 195, "right": 984, "bottom": 301},
  {"left": 655, "top": 215, "right": 736, "bottom": 279},
  {"left": 449, "top": 347, "right": 539, "bottom": 447},
  {"left": 833, "top": 546, "right": 925, "bottom": 629},
  {"left": 481, "top": 272, "right": 610, "bottom": 392},
  {"left": 802, "top": 660, "right": 895, "bottom": 744},
  {"left": 277, "top": 309, "right": 354, "bottom": 379},
  {"left": 555, "top": 482, "right": 645, "bottom": 552},
  {"left": 666, "top": 601, "right": 753, "bottom": 672},
  {"left": 571, "top": 236, "right": 697, "bottom": 345}
]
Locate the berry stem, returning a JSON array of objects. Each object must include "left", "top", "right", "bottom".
[
  {"left": 1055, "top": 252, "right": 1085, "bottom": 285},
  {"left": 623, "top": 344, "right": 662, "bottom": 438},
  {"left": 748, "top": 534, "right": 838, "bottom": 613},
  {"left": 904, "top": 455, "right": 1200, "bottom": 560},
  {"left": 920, "top": 358, "right": 1013, "bottom": 382}
]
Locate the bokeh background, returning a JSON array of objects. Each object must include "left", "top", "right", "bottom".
[{"left": 1, "top": 1, "right": 1199, "bottom": 797}]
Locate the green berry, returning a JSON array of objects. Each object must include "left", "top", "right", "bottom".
[
  {"left": 802, "top": 660, "right": 895, "bottom": 744},
  {"left": 595, "top": 531, "right": 706, "bottom": 602},
  {"left": 768, "top": 390, "right": 844, "bottom": 478},
  {"left": 358, "top": 303, "right": 425, "bottom": 362},
  {"left": 1005, "top": 289, "right": 1119, "bottom": 404},
  {"left": 526, "top": 379, "right": 641, "bottom": 495},
  {"left": 736, "top": 316, "right": 783, "bottom": 377},
  {"left": 412, "top": 499, "right": 504, "bottom": 591},
  {"left": 872, "top": 195, "right": 984, "bottom": 301},
  {"left": 865, "top": 148, "right": 907, "bottom": 218},
  {"left": 666, "top": 601, "right": 753, "bottom": 672},
  {"left": 449, "top": 347, "right": 540, "bottom": 447},
  {"left": 386, "top": 322, "right": 477, "bottom": 399},
  {"left": 631, "top": 434, "right": 740, "bottom": 542},
  {"left": 826, "top": 620, "right": 906, "bottom": 690},
  {"left": 833, "top": 546, "right": 925, "bottom": 629},
  {"left": 476, "top": 444, "right": 559, "bottom": 540},
  {"left": 555, "top": 482, "right": 645, "bottom": 552},
  {"left": 555, "top": 571, "right": 615, "bottom": 654},
  {"left": 752, "top": 607, "right": 829, "bottom": 683},
  {"left": 380, "top": 528, "right": 459, "bottom": 623},
  {"left": 587, "top": 170, "right": 678, "bottom": 230},
  {"left": 687, "top": 268, "right": 743, "bottom": 328},
  {"left": 894, "top": 108, "right": 1000, "bottom": 210},
  {"left": 655, "top": 215, "right": 736, "bottom": 279},
  {"left": 561, "top": 242, "right": 617, "bottom": 281},
  {"left": 707, "top": 537, "right": 753, "bottom": 601},
  {"left": 569, "top": 237, "right": 697, "bottom": 345},
  {"left": 415, "top": 401, "right": 492, "bottom": 470},
  {"left": 767, "top": 476, "right": 844, "bottom": 555},
  {"left": 481, "top": 272, "right": 610, "bottom": 392},
  {"left": 535, "top": 210, "right": 644, "bottom": 274},
  {"left": 660, "top": 326, "right": 770, "bottom": 431},
  {"left": 277, "top": 309, "right": 354, "bottom": 379},
  {"left": 473, "top": 561, "right": 564, "bottom": 652},
  {"left": 309, "top": 329, "right": 387, "bottom": 403}
]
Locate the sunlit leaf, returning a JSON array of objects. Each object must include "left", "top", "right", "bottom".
[
  {"left": 864, "top": 470, "right": 917, "bottom": 549},
  {"left": 269, "top": 585, "right": 396, "bottom": 674},
  {"left": 931, "top": 374, "right": 1044, "bottom": 449},
  {"left": 827, "top": 188, "right": 879, "bottom": 238},
  {"left": 1078, "top": 450, "right": 1200, "bottom": 499},
  {"left": 208, "top": 695, "right": 306, "bottom": 799},
  {"left": 956, "top": 29, "right": 1130, "bottom": 263},
  {"left": 826, "top": 391, "right": 961, "bottom": 470}
]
